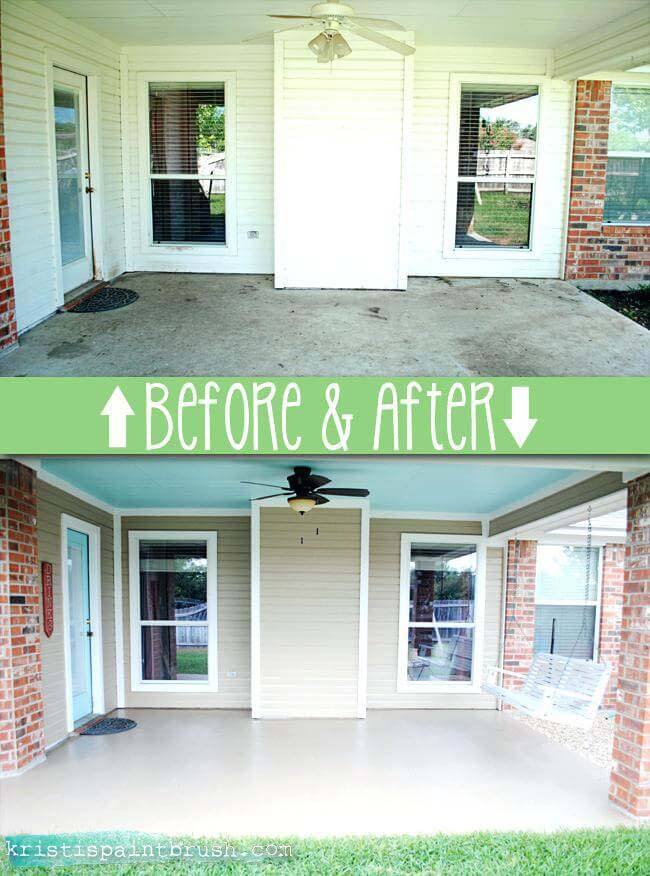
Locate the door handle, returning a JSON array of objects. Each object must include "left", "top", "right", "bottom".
[
  {"left": 85, "top": 186, "right": 95, "bottom": 194},
  {"left": 86, "top": 630, "right": 94, "bottom": 637}
]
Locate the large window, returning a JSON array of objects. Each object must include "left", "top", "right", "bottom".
[
  {"left": 534, "top": 545, "right": 600, "bottom": 661},
  {"left": 129, "top": 532, "right": 217, "bottom": 692},
  {"left": 604, "top": 86, "right": 650, "bottom": 225},
  {"left": 454, "top": 83, "right": 539, "bottom": 249},
  {"left": 148, "top": 82, "right": 227, "bottom": 245},
  {"left": 399, "top": 536, "right": 483, "bottom": 689}
]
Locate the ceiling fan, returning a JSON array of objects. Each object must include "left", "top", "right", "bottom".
[
  {"left": 244, "top": 2, "right": 415, "bottom": 63},
  {"left": 242, "top": 465, "right": 370, "bottom": 514}
]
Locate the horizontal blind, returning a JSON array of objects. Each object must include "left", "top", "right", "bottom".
[
  {"left": 605, "top": 86, "right": 650, "bottom": 224},
  {"left": 456, "top": 84, "right": 538, "bottom": 249},
  {"left": 534, "top": 605, "right": 596, "bottom": 660}
]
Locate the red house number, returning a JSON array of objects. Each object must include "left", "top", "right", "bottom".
[{"left": 42, "top": 562, "right": 54, "bottom": 638}]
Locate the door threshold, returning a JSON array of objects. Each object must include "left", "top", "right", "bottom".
[
  {"left": 73, "top": 713, "right": 100, "bottom": 733},
  {"left": 60, "top": 280, "right": 106, "bottom": 311}
]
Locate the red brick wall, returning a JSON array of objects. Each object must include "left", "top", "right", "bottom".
[
  {"left": 610, "top": 473, "right": 650, "bottom": 819},
  {"left": 502, "top": 539, "right": 537, "bottom": 688},
  {"left": 0, "top": 461, "right": 45, "bottom": 775},
  {"left": 564, "top": 80, "right": 650, "bottom": 285},
  {"left": 0, "top": 25, "right": 18, "bottom": 351},
  {"left": 599, "top": 543, "right": 625, "bottom": 710}
]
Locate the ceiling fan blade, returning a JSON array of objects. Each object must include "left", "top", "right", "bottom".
[
  {"left": 252, "top": 492, "right": 292, "bottom": 501},
  {"left": 317, "top": 487, "right": 370, "bottom": 497},
  {"left": 268, "top": 14, "right": 318, "bottom": 20},
  {"left": 346, "top": 17, "right": 406, "bottom": 31},
  {"left": 345, "top": 23, "right": 415, "bottom": 56},
  {"left": 314, "top": 494, "right": 330, "bottom": 505},
  {"left": 308, "top": 474, "right": 331, "bottom": 488},
  {"left": 241, "top": 480, "right": 289, "bottom": 490},
  {"left": 242, "top": 22, "right": 315, "bottom": 43}
]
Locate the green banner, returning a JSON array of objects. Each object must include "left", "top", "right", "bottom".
[{"left": 0, "top": 377, "right": 648, "bottom": 454}]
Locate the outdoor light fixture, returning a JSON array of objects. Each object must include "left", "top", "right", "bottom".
[
  {"left": 308, "top": 30, "right": 351, "bottom": 63},
  {"left": 287, "top": 496, "right": 317, "bottom": 515}
]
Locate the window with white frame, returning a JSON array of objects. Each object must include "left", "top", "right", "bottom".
[
  {"left": 400, "top": 538, "right": 479, "bottom": 685},
  {"left": 533, "top": 545, "right": 600, "bottom": 660},
  {"left": 455, "top": 83, "right": 539, "bottom": 249},
  {"left": 604, "top": 86, "right": 650, "bottom": 225},
  {"left": 148, "top": 82, "right": 227, "bottom": 245},
  {"left": 129, "top": 532, "right": 217, "bottom": 691}
]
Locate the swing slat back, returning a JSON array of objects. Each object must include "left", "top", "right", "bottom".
[{"left": 522, "top": 653, "right": 610, "bottom": 722}]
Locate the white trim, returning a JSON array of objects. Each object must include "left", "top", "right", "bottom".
[
  {"left": 250, "top": 501, "right": 261, "bottom": 718},
  {"left": 113, "top": 512, "right": 125, "bottom": 708},
  {"left": 397, "top": 533, "right": 487, "bottom": 695},
  {"left": 120, "top": 51, "right": 134, "bottom": 272},
  {"left": 136, "top": 71, "right": 238, "bottom": 262},
  {"left": 37, "top": 467, "right": 115, "bottom": 515},
  {"left": 60, "top": 514, "right": 105, "bottom": 732},
  {"left": 128, "top": 530, "right": 218, "bottom": 694},
  {"left": 371, "top": 510, "right": 487, "bottom": 523},
  {"left": 250, "top": 495, "right": 369, "bottom": 719},
  {"left": 443, "top": 73, "right": 545, "bottom": 261},
  {"left": 396, "top": 41, "right": 414, "bottom": 290},
  {"left": 486, "top": 471, "right": 604, "bottom": 523},
  {"left": 118, "top": 507, "right": 250, "bottom": 517}
]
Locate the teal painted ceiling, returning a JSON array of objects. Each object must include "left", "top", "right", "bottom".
[{"left": 40, "top": 458, "right": 585, "bottom": 514}]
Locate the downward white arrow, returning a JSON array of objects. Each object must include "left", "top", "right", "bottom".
[
  {"left": 503, "top": 386, "right": 537, "bottom": 448},
  {"left": 101, "top": 386, "right": 135, "bottom": 449}
]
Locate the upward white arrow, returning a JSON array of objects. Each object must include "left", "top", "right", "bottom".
[
  {"left": 503, "top": 386, "right": 537, "bottom": 448},
  {"left": 101, "top": 386, "right": 135, "bottom": 449}
]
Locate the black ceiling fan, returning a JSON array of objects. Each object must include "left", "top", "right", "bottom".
[{"left": 242, "top": 466, "right": 369, "bottom": 515}]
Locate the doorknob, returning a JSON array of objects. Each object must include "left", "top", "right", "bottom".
[{"left": 85, "top": 186, "right": 95, "bottom": 194}]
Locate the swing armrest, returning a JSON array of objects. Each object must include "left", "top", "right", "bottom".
[
  {"left": 540, "top": 686, "right": 592, "bottom": 702},
  {"left": 485, "top": 666, "right": 521, "bottom": 680}
]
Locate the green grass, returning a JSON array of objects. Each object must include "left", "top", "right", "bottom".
[
  {"left": 472, "top": 190, "right": 531, "bottom": 246},
  {"left": 581, "top": 284, "right": 650, "bottom": 330},
  {"left": 2, "top": 830, "right": 649, "bottom": 875},
  {"left": 175, "top": 648, "right": 208, "bottom": 675},
  {"left": 210, "top": 193, "right": 225, "bottom": 216}
]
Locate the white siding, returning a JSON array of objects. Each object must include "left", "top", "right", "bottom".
[
  {"left": 37, "top": 480, "right": 116, "bottom": 749},
  {"left": 367, "top": 518, "right": 503, "bottom": 709},
  {"left": 122, "top": 516, "right": 251, "bottom": 709},
  {"left": 2, "top": 0, "right": 125, "bottom": 331},
  {"left": 123, "top": 45, "right": 274, "bottom": 274},
  {"left": 409, "top": 47, "right": 572, "bottom": 279},
  {"left": 259, "top": 508, "right": 361, "bottom": 717},
  {"left": 274, "top": 32, "right": 411, "bottom": 289}
]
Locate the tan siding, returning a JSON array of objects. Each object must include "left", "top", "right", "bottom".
[
  {"left": 367, "top": 518, "right": 502, "bottom": 709},
  {"left": 37, "top": 481, "right": 115, "bottom": 748},
  {"left": 2, "top": 0, "right": 124, "bottom": 331},
  {"left": 489, "top": 472, "right": 625, "bottom": 535},
  {"left": 259, "top": 508, "right": 361, "bottom": 717},
  {"left": 121, "top": 516, "right": 250, "bottom": 708}
]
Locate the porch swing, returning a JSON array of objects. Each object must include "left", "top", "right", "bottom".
[{"left": 482, "top": 507, "right": 611, "bottom": 730}]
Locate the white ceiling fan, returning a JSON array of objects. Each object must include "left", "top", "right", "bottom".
[{"left": 244, "top": 2, "right": 415, "bottom": 62}]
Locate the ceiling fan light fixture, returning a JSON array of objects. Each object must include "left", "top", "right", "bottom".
[
  {"left": 308, "top": 31, "right": 331, "bottom": 57},
  {"left": 331, "top": 32, "right": 351, "bottom": 58},
  {"left": 288, "top": 495, "right": 317, "bottom": 516}
]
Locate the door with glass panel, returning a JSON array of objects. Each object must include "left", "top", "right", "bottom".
[
  {"left": 53, "top": 68, "right": 93, "bottom": 293},
  {"left": 67, "top": 528, "right": 93, "bottom": 724}
]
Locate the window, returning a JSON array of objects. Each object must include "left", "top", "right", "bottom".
[
  {"left": 455, "top": 83, "right": 539, "bottom": 249},
  {"left": 129, "top": 532, "right": 217, "bottom": 691},
  {"left": 533, "top": 545, "right": 600, "bottom": 661},
  {"left": 604, "top": 86, "right": 650, "bottom": 224},
  {"left": 148, "top": 82, "right": 226, "bottom": 244},
  {"left": 399, "top": 536, "right": 483, "bottom": 689}
]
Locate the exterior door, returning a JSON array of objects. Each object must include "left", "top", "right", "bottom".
[
  {"left": 67, "top": 528, "right": 93, "bottom": 723},
  {"left": 53, "top": 68, "right": 94, "bottom": 293}
]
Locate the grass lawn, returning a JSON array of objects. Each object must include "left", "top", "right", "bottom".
[
  {"left": 176, "top": 648, "right": 208, "bottom": 675},
  {"left": 582, "top": 284, "right": 650, "bottom": 330},
  {"left": 472, "top": 190, "right": 531, "bottom": 246},
  {"left": 2, "top": 830, "right": 649, "bottom": 875},
  {"left": 210, "top": 193, "right": 225, "bottom": 216}
]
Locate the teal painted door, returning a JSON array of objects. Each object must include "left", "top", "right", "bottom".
[{"left": 67, "top": 529, "right": 93, "bottom": 723}]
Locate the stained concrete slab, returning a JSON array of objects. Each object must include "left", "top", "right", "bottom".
[
  {"left": 0, "top": 709, "right": 627, "bottom": 836},
  {"left": 1, "top": 273, "right": 648, "bottom": 375}
]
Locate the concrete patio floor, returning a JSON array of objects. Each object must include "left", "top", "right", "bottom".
[
  {"left": 0, "top": 709, "right": 627, "bottom": 837},
  {"left": 1, "top": 274, "right": 648, "bottom": 375}
]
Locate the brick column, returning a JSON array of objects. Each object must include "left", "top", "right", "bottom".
[
  {"left": 0, "top": 22, "right": 19, "bottom": 352},
  {"left": 0, "top": 461, "right": 45, "bottom": 776},
  {"left": 610, "top": 474, "right": 650, "bottom": 819},
  {"left": 502, "top": 539, "right": 537, "bottom": 688},
  {"left": 599, "top": 543, "right": 625, "bottom": 709},
  {"left": 565, "top": 80, "right": 650, "bottom": 285}
]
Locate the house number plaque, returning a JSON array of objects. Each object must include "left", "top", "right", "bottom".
[{"left": 42, "top": 562, "right": 54, "bottom": 638}]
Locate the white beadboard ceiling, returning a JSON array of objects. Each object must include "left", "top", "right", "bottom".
[{"left": 36, "top": 0, "right": 650, "bottom": 48}]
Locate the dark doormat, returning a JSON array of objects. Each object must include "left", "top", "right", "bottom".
[
  {"left": 80, "top": 717, "right": 137, "bottom": 736},
  {"left": 68, "top": 286, "right": 139, "bottom": 313}
]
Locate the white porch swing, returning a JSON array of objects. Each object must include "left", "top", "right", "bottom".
[{"left": 482, "top": 507, "right": 611, "bottom": 731}]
